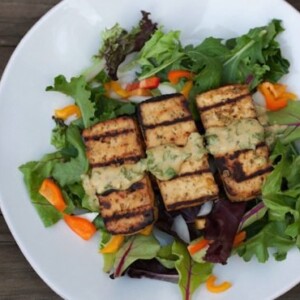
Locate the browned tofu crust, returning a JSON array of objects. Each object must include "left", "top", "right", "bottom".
[
  {"left": 214, "top": 143, "right": 272, "bottom": 201},
  {"left": 196, "top": 85, "right": 272, "bottom": 202},
  {"left": 82, "top": 116, "right": 144, "bottom": 168},
  {"left": 83, "top": 117, "right": 155, "bottom": 235},
  {"left": 196, "top": 84, "right": 257, "bottom": 128},
  {"left": 138, "top": 93, "right": 219, "bottom": 211},
  {"left": 138, "top": 93, "right": 197, "bottom": 148},
  {"left": 98, "top": 176, "right": 155, "bottom": 235}
]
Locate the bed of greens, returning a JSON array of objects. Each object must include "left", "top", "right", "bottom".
[{"left": 19, "top": 11, "right": 300, "bottom": 300}]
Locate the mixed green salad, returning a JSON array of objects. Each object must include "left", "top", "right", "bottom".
[{"left": 20, "top": 11, "right": 300, "bottom": 300}]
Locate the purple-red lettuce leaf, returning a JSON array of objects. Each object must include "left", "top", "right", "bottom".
[
  {"left": 127, "top": 259, "right": 178, "bottom": 283},
  {"left": 204, "top": 198, "right": 246, "bottom": 264},
  {"left": 113, "top": 234, "right": 160, "bottom": 277},
  {"left": 172, "top": 240, "right": 213, "bottom": 300},
  {"left": 98, "top": 11, "right": 157, "bottom": 80}
]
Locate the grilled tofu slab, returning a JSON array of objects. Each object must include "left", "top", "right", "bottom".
[
  {"left": 138, "top": 93, "right": 219, "bottom": 211},
  {"left": 98, "top": 176, "right": 155, "bottom": 235},
  {"left": 138, "top": 93, "right": 197, "bottom": 148},
  {"left": 82, "top": 116, "right": 144, "bottom": 168},
  {"left": 83, "top": 117, "right": 155, "bottom": 235},
  {"left": 196, "top": 84, "right": 272, "bottom": 202},
  {"left": 196, "top": 84, "right": 257, "bottom": 128}
]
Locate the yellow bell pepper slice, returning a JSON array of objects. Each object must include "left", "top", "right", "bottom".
[
  {"left": 100, "top": 235, "right": 125, "bottom": 254},
  {"left": 54, "top": 104, "right": 81, "bottom": 120},
  {"left": 206, "top": 275, "right": 232, "bottom": 293}
]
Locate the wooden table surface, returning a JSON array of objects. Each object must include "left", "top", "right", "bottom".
[{"left": 1, "top": 0, "right": 300, "bottom": 299}]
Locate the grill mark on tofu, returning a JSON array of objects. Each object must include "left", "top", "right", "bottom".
[
  {"left": 166, "top": 195, "right": 217, "bottom": 211},
  {"left": 91, "top": 154, "right": 143, "bottom": 168},
  {"left": 142, "top": 115, "right": 193, "bottom": 129},
  {"left": 99, "top": 181, "right": 146, "bottom": 197},
  {"left": 167, "top": 168, "right": 211, "bottom": 181},
  {"left": 103, "top": 207, "right": 153, "bottom": 222},
  {"left": 199, "top": 92, "right": 250, "bottom": 112},
  {"left": 83, "top": 128, "right": 135, "bottom": 141}
]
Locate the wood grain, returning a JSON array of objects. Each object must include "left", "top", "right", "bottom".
[{"left": 0, "top": 0, "right": 300, "bottom": 299}]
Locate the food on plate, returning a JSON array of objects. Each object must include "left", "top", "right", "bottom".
[
  {"left": 82, "top": 116, "right": 155, "bottom": 235},
  {"left": 138, "top": 93, "right": 219, "bottom": 211},
  {"left": 19, "top": 10, "right": 300, "bottom": 300},
  {"left": 197, "top": 84, "right": 273, "bottom": 201}
]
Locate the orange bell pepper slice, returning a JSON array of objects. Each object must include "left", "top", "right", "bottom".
[
  {"left": 54, "top": 104, "right": 81, "bottom": 120},
  {"left": 181, "top": 80, "right": 193, "bottom": 99},
  {"left": 168, "top": 70, "right": 193, "bottom": 84},
  {"left": 258, "top": 82, "right": 297, "bottom": 111},
  {"left": 100, "top": 235, "right": 125, "bottom": 253},
  {"left": 233, "top": 231, "right": 246, "bottom": 247},
  {"left": 187, "top": 238, "right": 209, "bottom": 255},
  {"left": 39, "top": 178, "right": 67, "bottom": 212},
  {"left": 63, "top": 214, "right": 97, "bottom": 240},
  {"left": 206, "top": 275, "right": 232, "bottom": 293}
]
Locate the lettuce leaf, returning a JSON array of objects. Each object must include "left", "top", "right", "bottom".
[
  {"left": 19, "top": 152, "right": 63, "bottom": 227},
  {"left": 172, "top": 240, "right": 213, "bottom": 300},
  {"left": 127, "top": 259, "right": 178, "bottom": 283},
  {"left": 52, "top": 124, "right": 88, "bottom": 186},
  {"left": 237, "top": 221, "right": 295, "bottom": 262},
  {"left": 237, "top": 141, "right": 300, "bottom": 262},
  {"left": 98, "top": 11, "right": 157, "bottom": 80},
  {"left": 113, "top": 234, "right": 160, "bottom": 277},
  {"left": 204, "top": 199, "right": 246, "bottom": 264},
  {"left": 46, "top": 75, "right": 95, "bottom": 128},
  {"left": 134, "top": 29, "right": 184, "bottom": 80},
  {"left": 222, "top": 19, "right": 289, "bottom": 88}
]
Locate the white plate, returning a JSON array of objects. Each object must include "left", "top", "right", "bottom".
[{"left": 0, "top": 0, "right": 300, "bottom": 299}]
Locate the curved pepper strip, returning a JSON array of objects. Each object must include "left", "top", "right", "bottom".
[
  {"left": 168, "top": 70, "right": 193, "bottom": 84},
  {"left": 206, "top": 275, "right": 232, "bottom": 293}
]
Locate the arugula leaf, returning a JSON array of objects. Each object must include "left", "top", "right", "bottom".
[
  {"left": 46, "top": 75, "right": 95, "bottom": 128},
  {"left": 91, "top": 87, "right": 136, "bottom": 122},
  {"left": 237, "top": 141, "right": 300, "bottom": 262},
  {"left": 113, "top": 234, "right": 160, "bottom": 277},
  {"left": 52, "top": 124, "right": 88, "bottom": 186},
  {"left": 172, "top": 240, "right": 213, "bottom": 300},
  {"left": 19, "top": 152, "right": 63, "bottom": 227},
  {"left": 98, "top": 11, "right": 157, "bottom": 80},
  {"left": 237, "top": 221, "right": 295, "bottom": 262},
  {"left": 222, "top": 19, "right": 288, "bottom": 88}
]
